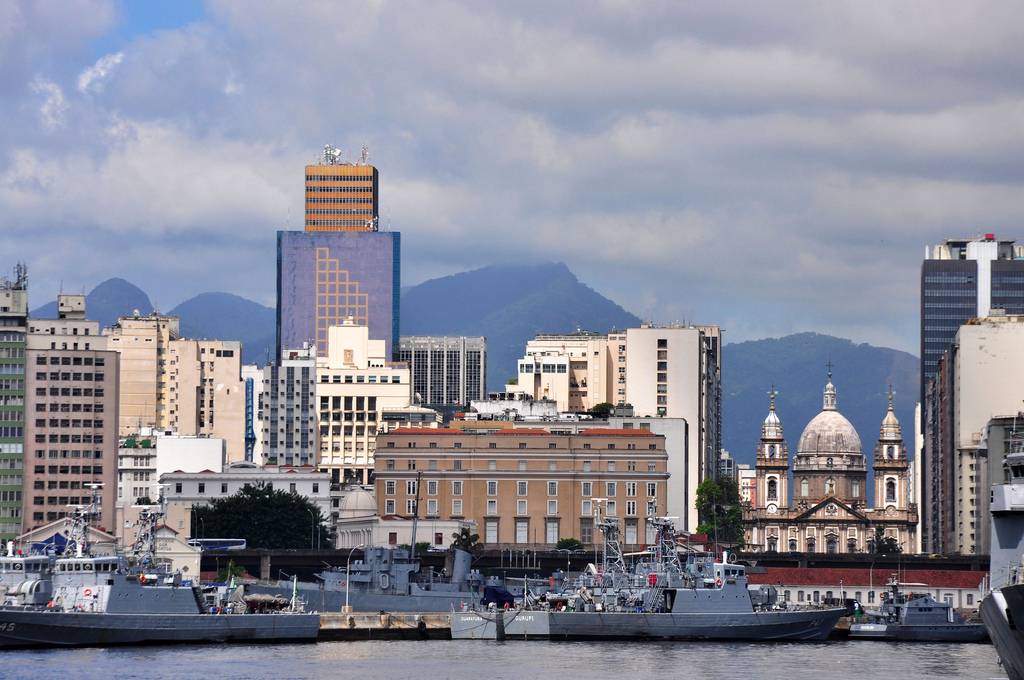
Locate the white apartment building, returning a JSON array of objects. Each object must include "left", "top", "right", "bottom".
[
  {"left": 260, "top": 345, "right": 318, "bottom": 467},
  {"left": 951, "top": 314, "right": 1024, "bottom": 554},
  {"left": 516, "top": 332, "right": 611, "bottom": 412},
  {"left": 116, "top": 429, "right": 224, "bottom": 504},
  {"left": 316, "top": 321, "right": 412, "bottom": 485}
]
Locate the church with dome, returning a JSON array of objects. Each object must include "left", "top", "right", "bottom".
[{"left": 742, "top": 372, "right": 918, "bottom": 554}]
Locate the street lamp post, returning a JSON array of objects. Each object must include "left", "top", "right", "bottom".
[
  {"left": 344, "top": 544, "right": 365, "bottom": 613},
  {"left": 307, "top": 508, "right": 316, "bottom": 549}
]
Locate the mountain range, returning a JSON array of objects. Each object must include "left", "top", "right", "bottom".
[{"left": 29, "top": 265, "right": 919, "bottom": 468}]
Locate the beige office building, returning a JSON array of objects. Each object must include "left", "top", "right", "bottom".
[
  {"left": 163, "top": 339, "right": 245, "bottom": 463},
  {"left": 104, "top": 313, "right": 179, "bottom": 436},
  {"left": 317, "top": 322, "right": 412, "bottom": 484},
  {"left": 375, "top": 428, "right": 669, "bottom": 547}
]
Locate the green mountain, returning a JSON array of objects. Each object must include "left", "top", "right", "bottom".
[
  {"left": 723, "top": 332, "right": 918, "bottom": 467},
  {"left": 400, "top": 262, "right": 642, "bottom": 391},
  {"left": 30, "top": 278, "right": 153, "bottom": 328}
]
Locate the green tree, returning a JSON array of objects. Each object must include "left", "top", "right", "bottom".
[
  {"left": 556, "top": 537, "right": 584, "bottom": 550},
  {"left": 695, "top": 479, "right": 744, "bottom": 548},
  {"left": 590, "top": 402, "right": 613, "bottom": 417},
  {"left": 192, "top": 483, "right": 328, "bottom": 549},
  {"left": 451, "top": 526, "right": 481, "bottom": 552},
  {"left": 869, "top": 526, "right": 901, "bottom": 554},
  {"left": 217, "top": 559, "right": 246, "bottom": 582}
]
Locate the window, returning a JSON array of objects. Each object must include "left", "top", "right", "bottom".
[
  {"left": 452, "top": 499, "right": 463, "bottom": 515},
  {"left": 606, "top": 481, "right": 618, "bottom": 496},
  {"left": 452, "top": 480, "right": 463, "bottom": 496},
  {"left": 626, "top": 482, "right": 637, "bottom": 497},
  {"left": 800, "top": 478, "right": 809, "bottom": 497},
  {"left": 406, "top": 499, "right": 416, "bottom": 514},
  {"left": 406, "top": 480, "right": 418, "bottom": 495},
  {"left": 646, "top": 482, "right": 657, "bottom": 498},
  {"left": 485, "top": 519, "right": 498, "bottom": 543},
  {"left": 546, "top": 519, "right": 559, "bottom": 543},
  {"left": 388, "top": 531, "right": 397, "bottom": 545},
  {"left": 581, "top": 481, "right": 592, "bottom": 496},
  {"left": 607, "top": 461, "right": 616, "bottom": 472},
  {"left": 385, "top": 481, "right": 396, "bottom": 495},
  {"left": 547, "top": 500, "right": 557, "bottom": 515},
  {"left": 868, "top": 591, "right": 875, "bottom": 603},
  {"left": 488, "top": 459, "right": 497, "bottom": 470},
  {"left": 580, "top": 518, "right": 594, "bottom": 543},
  {"left": 426, "top": 499, "right": 438, "bottom": 515},
  {"left": 174, "top": 482, "right": 182, "bottom": 494},
  {"left": 221, "top": 483, "right": 228, "bottom": 494},
  {"left": 767, "top": 478, "right": 778, "bottom": 501},
  {"left": 967, "top": 594, "right": 974, "bottom": 605},
  {"left": 626, "top": 500, "right": 637, "bottom": 516},
  {"left": 885, "top": 479, "right": 896, "bottom": 503},
  {"left": 517, "top": 481, "right": 528, "bottom": 496},
  {"left": 518, "top": 459, "right": 527, "bottom": 469},
  {"left": 517, "top": 499, "right": 527, "bottom": 515},
  {"left": 487, "top": 499, "right": 498, "bottom": 514},
  {"left": 582, "top": 460, "right": 592, "bottom": 472},
  {"left": 385, "top": 499, "right": 395, "bottom": 514},
  {"left": 547, "top": 481, "right": 557, "bottom": 496},
  {"left": 606, "top": 500, "right": 617, "bottom": 516},
  {"left": 581, "top": 500, "right": 592, "bottom": 516},
  {"left": 515, "top": 519, "right": 529, "bottom": 544},
  {"left": 427, "top": 480, "right": 438, "bottom": 496},
  {"left": 487, "top": 480, "right": 497, "bottom": 496}
]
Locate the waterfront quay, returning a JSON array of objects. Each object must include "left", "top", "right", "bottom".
[{"left": 319, "top": 613, "right": 449, "bottom": 640}]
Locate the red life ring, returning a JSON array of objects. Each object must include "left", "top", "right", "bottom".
[
  {"left": 648, "top": 573, "right": 658, "bottom": 587},
  {"left": 714, "top": 578, "right": 722, "bottom": 588},
  {"left": 503, "top": 602, "right": 511, "bottom": 610},
  {"left": 83, "top": 588, "right": 93, "bottom": 597}
]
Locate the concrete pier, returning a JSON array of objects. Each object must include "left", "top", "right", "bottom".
[{"left": 319, "top": 613, "right": 451, "bottom": 640}]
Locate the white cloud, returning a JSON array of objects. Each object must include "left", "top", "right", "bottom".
[
  {"left": 28, "top": 76, "right": 67, "bottom": 130},
  {"left": 77, "top": 51, "right": 124, "bottom": 94}
]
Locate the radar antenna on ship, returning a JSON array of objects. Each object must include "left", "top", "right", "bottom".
[{"left": 64, "top": 483, "right": 103, "bottom": 558}]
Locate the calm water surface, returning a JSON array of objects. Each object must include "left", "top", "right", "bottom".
[{"left": 1, "top": 640, "right": 1005, "bottom": 680}]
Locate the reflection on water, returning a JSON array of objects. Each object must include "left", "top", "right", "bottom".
[{"left": 3, "top": 639, "right": 1005, "bottom": 680}]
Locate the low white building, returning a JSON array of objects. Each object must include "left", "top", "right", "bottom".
[
  {"left": 334, "top": 486, "right": 471, "bottom": 550},
  {"left": 160, "top": 463, "right": 332, "bottom": 541},
  {"left": 469, "top": 392, "right": 559, "bottom": 420}
]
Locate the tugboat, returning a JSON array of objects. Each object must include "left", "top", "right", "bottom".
[
  {"left": 849, "top": 576, "right": 986, "bottom": 641},
  {"left": 0, "top": 490, "right": 320, "bottom": 648},
  {"left": 981, "top": 442, "right": 1024, "bottom": 680},
  {"left": 450, "top": 516, "right": 844, "bottom": 641}
]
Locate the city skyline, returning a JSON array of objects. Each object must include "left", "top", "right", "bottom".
[{"left": 4, "top": 2, "right": 1023, "bottom": 355}]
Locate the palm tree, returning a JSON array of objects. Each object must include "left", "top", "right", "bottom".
[{"left": 451, "top": 527, "right": 481, "bottom": 553}]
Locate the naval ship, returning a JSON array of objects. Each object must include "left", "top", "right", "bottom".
[
  {"left": 849, "top": 576, "right": 986, "bottom": 642},
  {"left": 451, "top": 516, "right": 844, "bottom": 641},
  {"left": 249, "top": 545, "right": 513, "bottom": 613},
  {"left": 981, "top": 442, "right": 1024, "bottom": 679},
  {"left": 0, "top": 493, "right": 319, "bottom": 648}
]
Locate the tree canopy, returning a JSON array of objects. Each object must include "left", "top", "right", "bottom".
[
  {"left": 695, "top": 478, "right": 744, "bottom": 548},
  {"left": 869, "top": 526, "right": 901, "bottom": 554},
  {"left": 451, "top": 526, "right": 481, "bottom": 553},
  {"left": 191, "top": 483, "right": 329, "bottom": 549}
]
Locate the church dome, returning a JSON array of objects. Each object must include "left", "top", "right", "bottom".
[{"left": 796, "top": 374, "right": 863, "bottom": 456}]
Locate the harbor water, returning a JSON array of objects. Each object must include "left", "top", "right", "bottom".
[{"left": 0, "top": 640, "right": 1004, "bottom": 680}]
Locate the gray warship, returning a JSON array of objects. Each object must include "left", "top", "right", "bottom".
[
  {"left": 849, "top": 576, "right": 986, "bottom": 641},
  {"left": 249, "top": 545, "right": 503, "bottom": 613},
  {"left": 451, "top": 516, "right": 844, "bottom": 641},
  {"left": 981, "top": 444, "right": 1024, "bottom": 680},
  {"left": 0, "top": 493, "right": 319, "bottom": 648}
]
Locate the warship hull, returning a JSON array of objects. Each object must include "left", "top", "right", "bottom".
[
  {"left": 450, "top": 608, "right": 844, "bottom": 641},
  {"left": 848, "top": 622, "right": 987, "bottom": 642},
  {"left": 0, "top": 608, "right": 320, "bottom": 648},
  {"left": 982, "top": 586, "right": 1024, "bottom": 680},
  {"left": 248, "top": 582, "right": 481, "bottom": 614}
]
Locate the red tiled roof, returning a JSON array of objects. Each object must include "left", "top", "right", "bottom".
[
  {"left": 386, "top": 428, "right": 463, "bottom": 435},
  {"left": 746, "top": 567, "right": 987, "bottom": 590},
  {"left": 579, "top": 428, "right": 657, "bottom": 436},
  {"left": 495, "top": 428, "right": 549, "bottom": 435}
]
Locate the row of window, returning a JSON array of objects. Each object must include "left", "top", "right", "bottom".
[
  {"left": 35, "top": 402, "right": 104, "bottom": 413},
  {"left": 306, "top": 174, "right": 375, "bottom": 182},
  {"left": 0, "top": 379, "right": 24, "bottom": 390},
  {"left": 306, "top": 197, "right": 374, "bottom": 204},
  {"left": 0, "top": 348, "right": 24, "bottom": 358},
  {"left": 385, "top": 457, "right": 654, "bottom": 472},
  {"left": 32, "top": 465, "right": 102, "bottom": 474},
  {"left": 33, "top": 419, "right": 105, "bottom": 428},
  {"left": 319, "top": 374, "right": 402, "bottom": 385},
  {"left": 305, "top": 208, "right": 375, "bottom": 216},
  {"left": 36, "top": 356, "right": 104, "bottom": 366},
  {"left": 35, "top": 388, "right": 105, "bottom": 398},
  {"left": 305, "top": 219, "right": 374, "bottom": 227},
  {"left": 519, "top": 363, "right": 568, "bottom": 374},
  {"left": 306, "top": 185, "right": 374, "bottom": 193},
  {"left": 33, "top": 434, "right": 104, "bottom": 443},
  {"left": 384, "top": 479, "right": 657, "bottom": 500}
]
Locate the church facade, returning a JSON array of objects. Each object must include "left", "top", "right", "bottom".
[{"left": 742, "top": 374, "right": 918, "bottom": 553}]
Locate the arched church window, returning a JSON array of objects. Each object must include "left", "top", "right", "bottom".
[
  {"left": 886, "top": 445, "right": 895, "bottom": 459},
  {"left": 885, "top": 479, "right": 896, "bottom": 504},
  {"left": 767, "top": 478, "right": 778, "bottom": 501},
  {"left": 788, "top": 539, "right": 797, "bottom": 552},
  {"left": 826, "top": 537, "right": 838, "bottom": 554},
  {"left": 768, "top": 444, "right": 776, "bottom": 458},
  {"left": 800, "top": 478, "right": 809, "bottom": 497},
  {"left": 806, "top": 537, "right": 816, "bottom": 553}
]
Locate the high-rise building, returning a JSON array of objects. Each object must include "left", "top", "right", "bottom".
[
  {"left": 399, "top": 336, "right": 486, "bottom": 407},
  {"left": 241, "top": 364, "right": 264, "bottom": 463},
  {"left": 23, "top": 294, "right": 119, "bottom": 534},
  {"left": 163, "top": 339, "right": 245, "bottom": 463},
  {"left": 316, "top": 322, "right": 412, "bottom": 484},
  {"left": 261, "top": 345, "right": 317, "bottom": 467},
  {"left": 922, "top": 313, "right": 1024, "bottom": 554},
  {"left": 276, "top": 230, "right": 400, "bottom": 359},
  {"left": 0, "top": 265, "right": 28, "bottom": 540},
  {"left": 104, "top": 312, "right": 179, "bottom": 435},
  {"left": 920, "top": 234, "right": 1024, "bottom": 407},
  {"left": 278, "top": 146, "right": 400, "bottom": 360},
  {"left": 305, "top": 145, "right": 378, "bottom": 232}
]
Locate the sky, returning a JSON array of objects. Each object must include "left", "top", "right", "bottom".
[{"left": 2, "top": 1, "right": 1023, "bottom": 354}]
